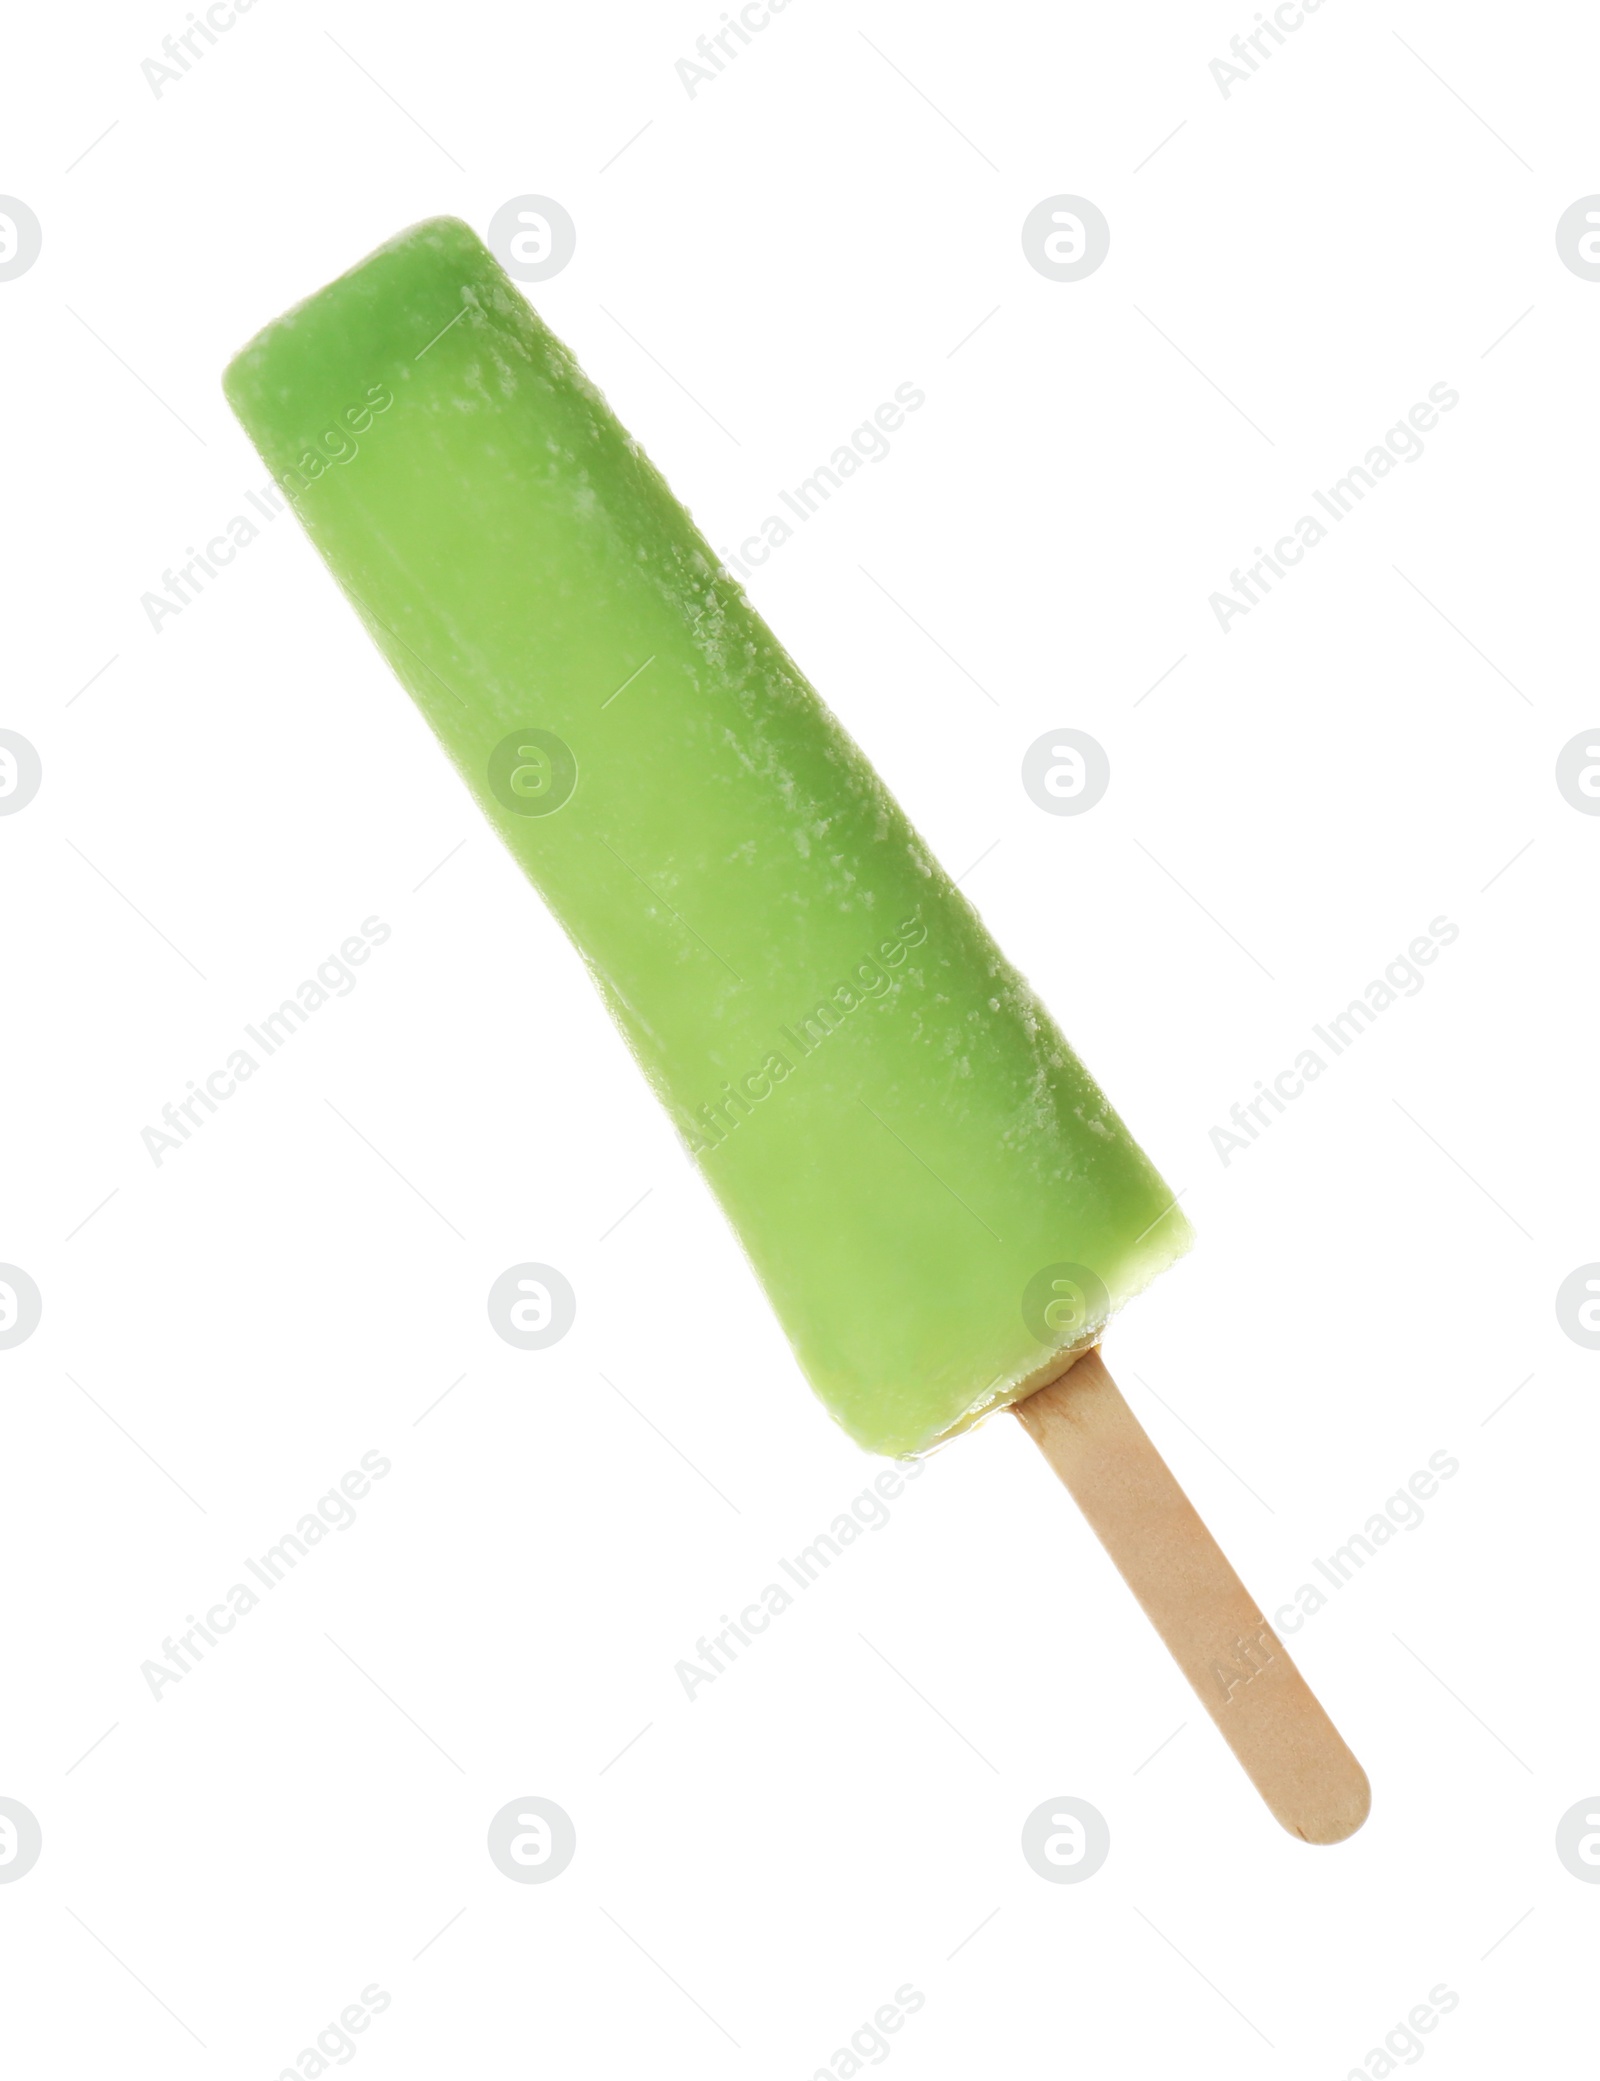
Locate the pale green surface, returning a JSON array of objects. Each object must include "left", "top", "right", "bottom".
[{"left": 224, "top": 218, "right": 1191, "bottom": 1457}]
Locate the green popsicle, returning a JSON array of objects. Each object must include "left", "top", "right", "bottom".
[
  {"left": 223, "top": 218, "right": 1188, "bottom": 1458},
  {"left": 224, "top": 220, "right": 1373, "bottom": 1845}
]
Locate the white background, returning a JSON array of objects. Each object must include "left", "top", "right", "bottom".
[{"left": 3, "top": 1, "right": 1598, "bottom": 2074}]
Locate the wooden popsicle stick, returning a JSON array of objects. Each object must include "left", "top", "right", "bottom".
[{"left": 1013, "top": 1347, "right": 1370, "bottom": 1845}]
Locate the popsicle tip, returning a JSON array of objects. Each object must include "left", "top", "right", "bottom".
[{"left": 220, "top": 214, "right": 489, "bottom": 405}]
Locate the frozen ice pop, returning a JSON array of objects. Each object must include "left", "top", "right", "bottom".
[{"left": 224, "top": 219, "right": 1369, "bottom": 1842}]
